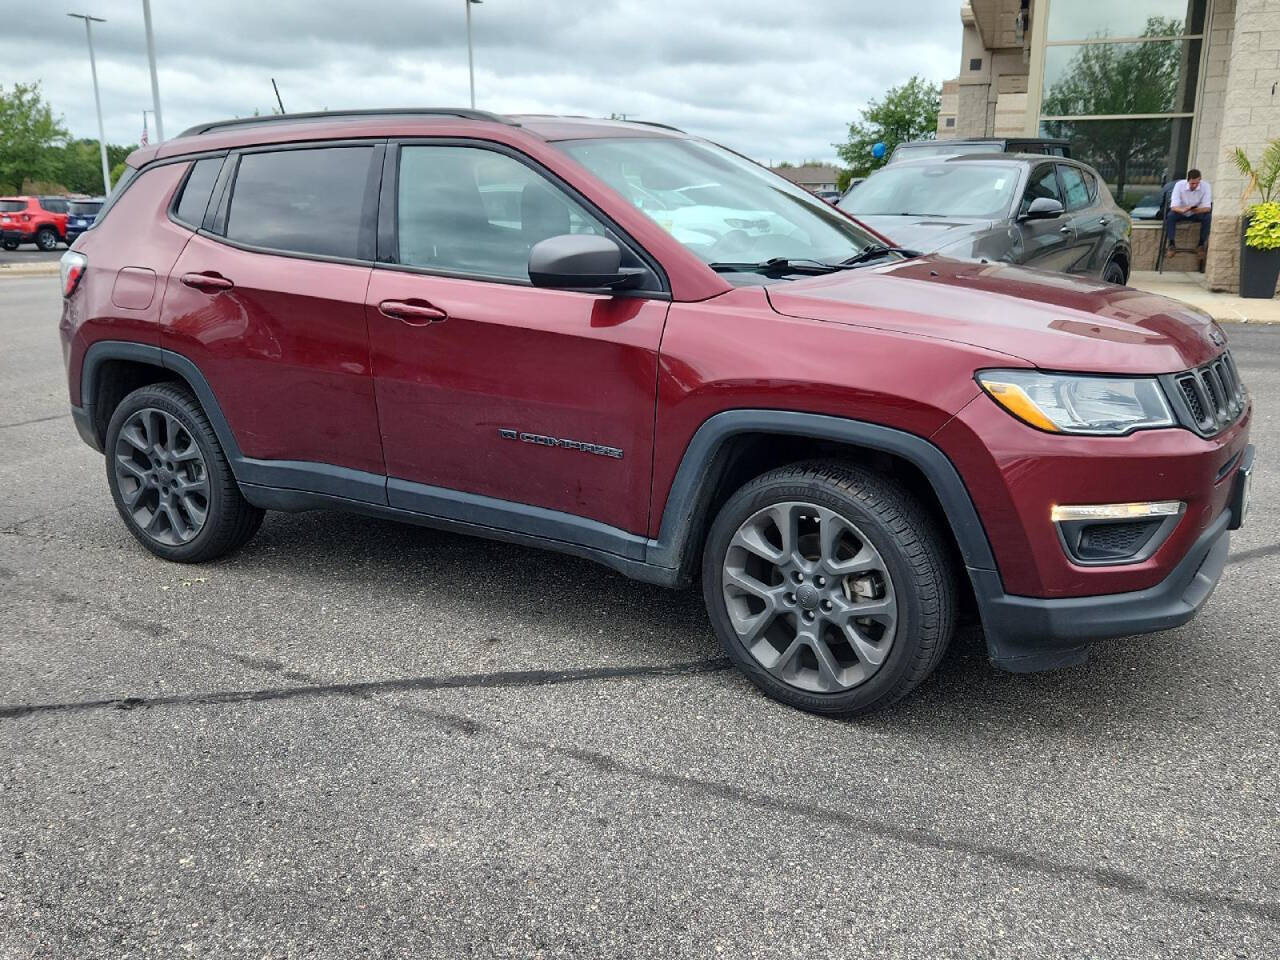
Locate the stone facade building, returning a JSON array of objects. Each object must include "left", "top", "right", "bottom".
[{"left": 937, "top": 0, "right": 1280, "bottom": 294}]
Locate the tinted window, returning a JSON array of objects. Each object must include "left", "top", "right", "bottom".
[
  {"left": 0, "top": 200, "right": 24, "bottom": 212},
  {"left": 68, "top": 200, "right": 103, "bottom": 215},
  {"left": 39, "top": 197, "right": 69, "bottom": 213},
  {"left": 397, "top": 146, "right": 608, "bottom": 280},
  {"left": 226, "top": 147, "right": 373, "bottom": 259},
  {"left": 1023, "top": 165, "right": 1063, "bottom": 210},
  {"left": 174, "top": 157, "right": 222, "bottom": 227},
  {"left": 1058, "top": 165, "right": 1091, "bottom": 209}
]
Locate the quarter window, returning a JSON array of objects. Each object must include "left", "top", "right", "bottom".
[
  {"left": 225, "top": 147, "right": 374, "bottom": 259},
  {"left": 396, "top": 145, "right": 607, "bottom": 281},
  {"left": 40, "top": 197, "right": 69, "bottom": 214},
  {"left": 174, "top": 157, "right": 223, "bottom": 228},
  {"left": 1058, "top": 165, "right": 1092, "bottom": 210}
]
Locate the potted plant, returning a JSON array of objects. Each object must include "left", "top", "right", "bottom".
[{"left": 1233, "top": 141, "right": 1280, "bottom": 298}]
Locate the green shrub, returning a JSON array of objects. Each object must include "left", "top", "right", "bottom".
[{"left": 1245, "top": 201, "right": 1280, "bottom": 251}]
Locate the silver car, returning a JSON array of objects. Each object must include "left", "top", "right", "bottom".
[{"left": 837, "top": 154, "right": 1132, "bottom": 284}]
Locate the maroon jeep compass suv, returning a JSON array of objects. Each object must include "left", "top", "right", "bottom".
[{"left": 59, "top": 109, "right": 1254, "bottom": 716}]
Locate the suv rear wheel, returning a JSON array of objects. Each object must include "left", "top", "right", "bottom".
[
  {"left": 35, "top": 227, "right": 58, "bottom": 251},
  {"left": 105, "top": 382, "right": 263, "bottom": 563},
  {"left": 702, "top": 461, "right": 955, "bottom": 716}
]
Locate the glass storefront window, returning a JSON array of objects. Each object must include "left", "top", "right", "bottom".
[
  {"left": 1046, "top": 0, "right": 1205, "bottom": 42},
  {"left": 1039, "top": 117, "right": 1193, "bottom": 212},
  {"left": 1041, "top": 39, "right": 1201, "bottom": 115}
]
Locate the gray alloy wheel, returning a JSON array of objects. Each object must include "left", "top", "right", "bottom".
[
  {"left": 35, "top": 227, "right": 58, "bottom": 251},
  {"left": 1, "top": 240, "right": 17, "bottom": 251},
  {"left": 112, "top": 407, "right": 210, "bottom": 547},
  {"left": 721, "top": 501, "right": 898, "bottom": 693}
]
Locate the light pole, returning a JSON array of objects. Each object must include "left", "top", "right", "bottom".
[
  {"left": 68, "top": 13, "right": 112, "bottom": 195},
  {"left": 142, "top": 110, "right": 151, "bottom": 146},
  {"left": 465, "top": 0, "right": 482, "bottom": 108},
  {"left": 141, "top": 0, "right": 164, "bottom": 141}
]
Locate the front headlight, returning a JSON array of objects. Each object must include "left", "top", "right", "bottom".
[{"left": 977, "top": 370, "right": 1175, "bottom": 435}]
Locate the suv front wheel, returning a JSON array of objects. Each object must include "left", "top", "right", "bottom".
[
  {"left": 105, "top": 383, "right": 263, "bottom": 563},
  {"left": 702, "top": 461, "right": 956, "bottom": 716}
]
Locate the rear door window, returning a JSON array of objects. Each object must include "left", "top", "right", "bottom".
[
  {"left": 173, "top": 157, "right": 223, "bottom": 228},
  {"left": 39, "top": 197, "right": 69, "bottom": 213},
  {"left": 1058, "top": 165, "right": 1092, "bottom": 210},
  {"left": 224, "top": 146, "right": 375, "bottom": 259}
]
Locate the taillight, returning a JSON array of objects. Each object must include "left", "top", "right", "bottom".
[{"left": 60, "top": 250, "right": 87, "bottom": 298}]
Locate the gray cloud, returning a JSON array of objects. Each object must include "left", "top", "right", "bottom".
[{"left": 6, "top": 1, "right": 960, "bottom": 164}]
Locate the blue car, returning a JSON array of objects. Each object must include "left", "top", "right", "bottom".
[{"left": 65, "top": 198, "right": 105, "bottom": 244}]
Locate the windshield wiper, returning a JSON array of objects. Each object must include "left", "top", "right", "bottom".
[
  {"left": 839, "top": 244, "right": 921, "bottom": 267},
  {"left": 708, "top": 257, "right": 841, "bottom": 276}
]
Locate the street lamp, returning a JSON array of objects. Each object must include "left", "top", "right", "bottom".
[
  {"left": 141, "top": 0, "right": 164, "bottom": 141},
  {"left": 67, "top": 13, "right": 111, "bottom": 195},
  {"left": 465, "top": 0, "right": 482, "bottom": 109}
]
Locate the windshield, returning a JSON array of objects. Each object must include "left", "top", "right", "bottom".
[
  {"left": 891, "top": 142, "right": 1003, "bottom": 163},
  {"left": 557, "top": 137, "right": 878, "bottom": 268},
  {"left": 0, "top": 200, "right": 25, "bottom": 212},
  {"left": 838, "top": 162, "right": 1019, "bottom": 219},
  {"left": 69, "top": 201, "right": 102, "bottom": 215}
]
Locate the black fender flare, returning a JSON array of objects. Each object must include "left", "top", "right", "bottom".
[{"left": 645, "top": 409, "right": 999, "bottom": 580}]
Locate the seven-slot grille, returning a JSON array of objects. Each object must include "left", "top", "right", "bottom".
[{"left": 1169, "top": 352, "right": 1246, "bottom": 436}]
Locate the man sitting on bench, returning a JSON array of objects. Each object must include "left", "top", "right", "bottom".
[{"left": 1165, "top": 169, "right": 1212, "bottom": 267}]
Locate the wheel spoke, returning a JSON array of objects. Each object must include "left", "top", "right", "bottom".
[
  {"left": 769, "top": 503, "right": 799, "bottom": 561},
  {"left": 115, "top": 455, "right": 148, "bottom": 483},
  {"left": 175, "top": 474, "right": 208, "bottom": 498},
  {"left": 177, "top": 494, "right": 207, "bottom": 529},
  {"left": 731, "top": 523, "right": 785, "bottom": 564},
  {"left": 826, "top": 543, "right": 880, "bottom": 576},
  {"left": 121, "top": 424, "right": 150, "bottom": 453},
  {"left": 767, "top": 634, "right": 805, "bottom": 679},
  {"left": 723, "top": 567, "right": 777, "bottom": 603},
  {"left": 810, "top": 635, "right": 845, "bottom": 690},
  {"left": 841, "top": 622, "right": 891, "bottom": 667}
]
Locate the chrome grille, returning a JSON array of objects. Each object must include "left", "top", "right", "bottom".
[{"left": 1167, "top": 351, "right": 1247, "bottom": 436}]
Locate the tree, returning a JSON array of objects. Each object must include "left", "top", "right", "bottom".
[
  {"left": 0, "top": 82, "right": 68, "bottom": 192},
  {"left": 1040, "top": 17, "right": 1183, "bottom": 204},
  {"left": 835, "top": 76, "right": 940, "bottom": 178}
]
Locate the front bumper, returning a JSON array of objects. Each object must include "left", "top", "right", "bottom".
[{"left": 971, "top": 443, "right": 1252, "bottom": 671}]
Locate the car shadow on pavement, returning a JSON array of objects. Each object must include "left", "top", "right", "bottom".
[{"left": 194, "top": 507, "right": 1201, "bottom": 735}]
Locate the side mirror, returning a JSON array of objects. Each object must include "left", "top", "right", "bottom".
[
  {"left": 1021, "top": 197, "right": 1065, "bottom": 221},
  {"left": 528, "top": 234, "right": 646, "bottom": 291}
]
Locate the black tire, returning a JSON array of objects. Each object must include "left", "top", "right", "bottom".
[
  {"left": 2, "top": 240, "right": 17, "bottom": 251},
  {"left": 702, "top": 460, "right": 956, "bottom": 717},
  {"left": 105, "top": 382, "right": 264, "bottom": 563},
  {"left": 1102, "top": 259, "right": 1127, "bottom": 285},
  {"left": 35, "top": 227, "right": 58, "bottom": 251}
]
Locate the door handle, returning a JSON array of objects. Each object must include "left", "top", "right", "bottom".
[
  {"left": 378, "top": 299, "right": 448, "bottom": 326},
  {"left": 1059, "top": 226, "right": 1072, "bottom": 234},
  {"left": 1098, "top": 217, "right": 1111, "bottom": 225},
  {"left": 180, "top": 272, "right": 233, "bottom": 293}
]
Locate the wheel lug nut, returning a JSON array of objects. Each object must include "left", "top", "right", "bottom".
[
  {"left": 815, "top": 576, "right": 826, "bottom": 587},
  {"left": 821, "top": 599, "right": 832, "bottom": 611}
]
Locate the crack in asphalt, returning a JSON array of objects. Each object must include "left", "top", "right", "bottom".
[
  {"left": 0, "top": 412, "right": 70, "bottom": 430},
  {"left": 0, "top": 658, "right": 733, "bottom": 721}
]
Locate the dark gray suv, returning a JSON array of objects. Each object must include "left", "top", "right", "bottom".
[{"left": 838, "top": 154, "right": 1132, "bottom": 284}]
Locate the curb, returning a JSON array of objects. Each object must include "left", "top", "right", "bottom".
[{"left": 0, "top": 263, "right": 61, "bottom": 277}]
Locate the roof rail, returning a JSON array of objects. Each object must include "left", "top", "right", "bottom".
[
  {"left": 178, "top": 108, "right": 516, "bottom": 138},
  {"left": 628, "top": 120, "right": 687, "bottom": 134}
]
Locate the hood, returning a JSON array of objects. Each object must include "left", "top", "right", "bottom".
[
  {"left": 851, "top": 215, "right": 993, "bottom": 253},
  {"left": 766, "top": 256, "right": 1224, "bottom": 374}
]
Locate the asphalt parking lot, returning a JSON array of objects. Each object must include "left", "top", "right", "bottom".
[
  {"left": 1, "top": 274, "right": 1277, "bottom": 958},
  {"left": 0, "top": 247, "right": 64, "bottom": 267}
]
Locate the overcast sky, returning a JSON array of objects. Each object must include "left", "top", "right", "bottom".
[{"left": 6, "top": 1, "right": 960, "bottom": 165}]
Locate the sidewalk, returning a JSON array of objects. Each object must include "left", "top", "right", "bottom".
[{"left": 1128, "top": 270, "right": 1280, "bottom": 323}]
